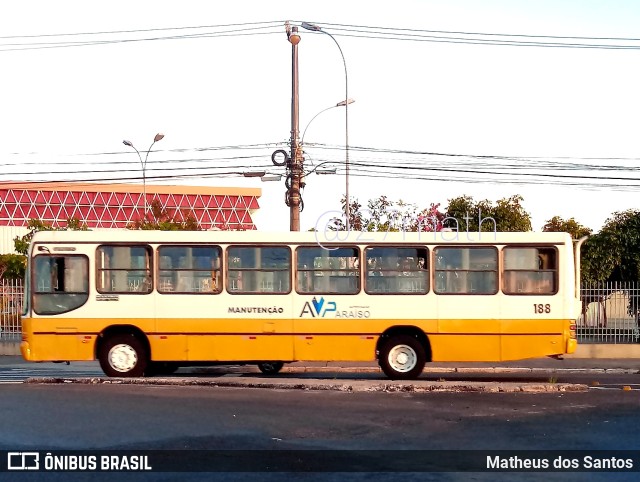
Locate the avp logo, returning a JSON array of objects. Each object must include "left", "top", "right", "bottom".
[
  {"left": 7, "top": 452, "right": 40, "bottom": 470},
  {"left": 299, "top": 297, "right": 337, "bottom": 317}
]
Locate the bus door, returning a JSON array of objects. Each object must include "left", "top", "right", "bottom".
[{"left": 30, "top": 249, "right": 91, "bottom": 360}]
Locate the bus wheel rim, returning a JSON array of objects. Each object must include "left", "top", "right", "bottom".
[
  {"left": 108, "top": 344, "right": 138, "bottom": 372},
  {"left": 388, "top": 344, "right": 417, "bottom": 373}
]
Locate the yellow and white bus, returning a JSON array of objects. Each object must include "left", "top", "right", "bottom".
[{"left": 20, "top": 230, "right": 586, "bottom": 379}]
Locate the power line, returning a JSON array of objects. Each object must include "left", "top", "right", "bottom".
[
  {"left": 0, "top": 21, "right": 284, "bottom": 39},
  {"left": 1, "top": 20, "right": 640, "bottom": 52},
  {"left": 316, "top": 21, "right": 640, "bottom": 42},
  {"left": 0, "top": 23, "right": 284, "bottom": 52},
  {"left": 297, "top": 21, "right": 640, "bottom": 49},
  {"left": 3, "top": 140, "right": 640, "bottom": 183}
]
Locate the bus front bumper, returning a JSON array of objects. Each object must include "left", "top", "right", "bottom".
[{"left": 20, "top": 341, "right": 32, "bottom": 361}]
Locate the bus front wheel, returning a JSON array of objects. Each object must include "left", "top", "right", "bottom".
[
  {"left": 99, "top": 334, "right": 148, "bottom": 378},
  {"left": 379, "top": 335, "right": 426, "bottom": 380},
  {"left": 257, "top": 362, "right": 284, "bottom": 375}
]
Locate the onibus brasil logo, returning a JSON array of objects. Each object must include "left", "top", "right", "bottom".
[{"left": 299, "top": 297, "right": 370, "bottom": 319}]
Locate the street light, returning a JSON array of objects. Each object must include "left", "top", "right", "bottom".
[
  {"left": 242, "top": 171, "right": 267, "bottom": 178},
  {"left": 301, "top": 98, "right": 355, "bottom": 146},
  {"left": 301, "top": 99, "right": 353, "bottom": 183},
  {"left": 261, "top": 174, "right": 282, "bottom": 182},
  {"left": 243, "top": 171, "right": 282, "bottom": 182},
  {"left": 122, "top": 133, "right": 164, "bottom": 217},
  {"left": 301, "top": 22, "right": 351, "bottom": 231},
  {"left": 306, "top": 161, "right": 339, "bottom": 176}
]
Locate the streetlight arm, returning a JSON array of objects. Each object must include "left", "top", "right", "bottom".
[
  {"left": 301, "top": 106, "right": 334, "bottom": 146},
  {"left": 305, "top": 161, "right": 339, "bottom": 175},
  {"left": 144, "top": 140, "right": 158, "bottom": 171},
  {"left": 123, "top": 141, "right": 142, "bottom": 164},
  {"left": 122, "top": 140, "right": 144, "bottom": 169},
  {"left": 123, "top": 134, "right": 164, "bottom": 217},
  {"left": 301, "top": 99, "right": 354, "bottom": 146},
  {"left": 302, "top": 22, "right": 351, "bottom": 230}
]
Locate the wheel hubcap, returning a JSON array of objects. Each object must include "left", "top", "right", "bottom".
[
  {"left": 388, "top": 344, "right": 417, "bottom": 373},
  {"left": 108, "top": 344, "right": 138, "bottom": 373}
]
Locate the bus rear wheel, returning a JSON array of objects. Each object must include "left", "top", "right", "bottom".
[
  {"left": 98, "top": 334, "right": 148, "bottom": 378},
  {"left": 257, "top": 362, "right": 284, "bottom": 375},
  {"left": 379, "top": 335, "right": 426, "bottom": 380}
]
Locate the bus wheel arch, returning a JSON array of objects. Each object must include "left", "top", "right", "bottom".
[
  {"left": 377, "top": 327, "right": 431, "bottom": 380},
  {"left": 96, "top": 326, "right": 150, "bottom": 378}
]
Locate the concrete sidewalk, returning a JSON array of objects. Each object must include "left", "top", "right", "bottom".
[
  {"left": 4, "top": 354, "right": 638, "bottom": 394},
  {"left": 25, "top": 373, "right": 591, "bottom": 394},
  {"left": 281, "top": 358, "right": 640, "bottom": 374}
]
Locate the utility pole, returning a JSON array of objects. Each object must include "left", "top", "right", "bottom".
[
  {"left": 287, "top": 24, "right": 302, "bottom": 231},
  {"left": 271, "top": 24, "right": 307, "bottom": 231}
]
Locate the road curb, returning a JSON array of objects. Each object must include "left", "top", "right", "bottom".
[
  {"left": 23, "top": 376, "right": 589, "bottom": 393},
  {"left": 190, "top": 366, "right": 640, "bottom": 375}
]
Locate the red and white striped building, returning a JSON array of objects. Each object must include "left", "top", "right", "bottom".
[{"left": 0, "top": 182, "right": 261, "bottom": 253}]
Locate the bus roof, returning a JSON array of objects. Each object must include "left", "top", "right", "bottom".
[{"left": 28, "top": 229, "right": 576, "bottom": 247}]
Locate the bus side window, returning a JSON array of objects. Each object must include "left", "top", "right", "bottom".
[
  {"left": 227, "top": 246, "right": 290, "bottom": 294},
  {"left": 96, "top": 245, "right": 152, "bottom": 294},
  {"left": 296, "top": 247, "right": 359, "bottom": 294},
  {"left": 364, "top": 247, "right": 428, "bottom": 295},
  {"left": 33, "top": 255, "right": 89, "bottom": 315},
  {"left": 503, "top": 246, "right": 557, "bottom": 295},
  {"left": 433, "top": 247, "right": 497, "bottom": 295},
  {"left": 157, "top": 245, "right": 222, "bottom": 294}
]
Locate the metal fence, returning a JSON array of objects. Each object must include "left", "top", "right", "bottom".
[
  {"left": 0, "top": 279, "right": 22, "bottom": 341},
  {"left": 578, "top": 282, "right": 640, "bottom": 344},
  {"left": 1, "top": 280, "right": 639, "bottom": 343}
]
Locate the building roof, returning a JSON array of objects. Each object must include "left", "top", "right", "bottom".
[{"left": 0, "top": 181, "right": 261, "bottom": 197}]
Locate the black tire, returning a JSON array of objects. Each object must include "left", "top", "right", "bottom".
[
  {"left": 379, "top": 335, "right": 426, "bottom": 380},
  {"left": 257, "top": 362, "right": 284, "bottom": 375},
  {"left": 146, "top": 362, "right": 180, "bottom": 376},
  {"left": 271, "top": 149, "right": 289, "bottom": 167},
  {"left": 98, "top": 334, "right": 148, "bottom": 377}
]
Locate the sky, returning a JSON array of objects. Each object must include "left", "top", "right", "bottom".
[{"left": 1, "top": 0, "right": 640, "bottom": 233}]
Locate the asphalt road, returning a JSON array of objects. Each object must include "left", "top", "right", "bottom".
[{"left": 0, "top": 358, "right": 638, "bottom": 482}]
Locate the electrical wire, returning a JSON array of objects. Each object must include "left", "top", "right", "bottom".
[{"left": 1, "top": 20, "right": 640, "bottom": 51}]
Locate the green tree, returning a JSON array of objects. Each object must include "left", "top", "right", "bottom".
[
  {"left": 445, "top": 194, "right": 532, "bottom": 232},
  {"left": 127, "top": 199, "right": 200, "bottom": 231},
  {"left": 542, "top": 216, "right": 592, "bottom": 239},
  {"left": 579, "top": 209, "right": 640, "bottom": 319},
  {"left": 331, "top": 195, "right": 445, "bottom": 232},
  {"left": 13, "top": 217, "right": 89, "bottom": 256},
  {"left": 0, "top": 253, "right": 26, "bottom": 280},
  {"left": 581, "top": 209, "right": 640, "bottom": 283}
]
